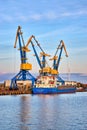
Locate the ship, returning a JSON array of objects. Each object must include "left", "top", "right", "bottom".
[{"left": 32, "top": 75, "right": 76, "bottom": 94}]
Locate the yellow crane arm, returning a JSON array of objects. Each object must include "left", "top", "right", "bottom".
[
  {"left": 49, "top": 56, "right": 58, "bottom": 60},
  {"left": 32, "top": 36, "right": 51, "bottom": 57},
  {"left": 25, "top": 35, "right": 34, "bottom": 48},
  {"left": 14, "top": 26, "right": 21, "bottom": 48},
  {"left": 60, "top": 40, "right": 68, "bottom": 57},
  {"left": 21, "top": 35, "right": 34, "bottom": 52},
  {"left": 40, "top": 52, "right": 51, "bottom": 57}
]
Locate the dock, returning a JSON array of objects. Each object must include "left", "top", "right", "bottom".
[{"left": 0, "top": 82, "right": 87, "bottom": 95}]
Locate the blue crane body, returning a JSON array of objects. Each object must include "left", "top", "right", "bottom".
[
  {"left": 26, "top": 35, "right": 50, "bottom": 75},
  {"left": 50, "top": 40, "right": 68, "bottom": 84},
  {"left": 56, "top": 46, "right": 64, "bottom": 83},
  {"left": 55, "top": 40, "right": 68, "bottom": 71},
  {"left": 10, "top": 26, "right": 35, "bottom": 89},
  {"left": 42, "top": 55, "right": 45, "bottom": 68},
  {"left": 55, "top": 45, "right": 63, "bottom": 70}
]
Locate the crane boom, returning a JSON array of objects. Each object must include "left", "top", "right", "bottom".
[
  {"left": 21, "top": 35, "right": 34, "bottom": 52},
  {"left": 49, "top": 40, "right": 68, "bottom": 74},
  {"left": 25, "top": 35, "right": 34, "bottom": 48},
  {"left": 31, "top": 41, "right": 42, "bottom": 69},
  {"left": 14, "top": 26, "right": 22, "bottom": 48},
  {"left": 26, "top": 35, "right": 51, "bottom": 75},
  {"left": 60, "top": 40, "right": 68, "bottom": 57},
  {"left": 14, "top": 26, "right": 25, "bottom": 64},
  {"left": 25, "top": 35, "right": 44, "bottom": 69},
  {"left": 33, "top": 36, "right": 44, "bottom": 53},
  {"left": 56, "top": 46, "right": 63, "bottom": 70},
  {"left": 56, "top": 40, "right": 68, "bottom": 70}
]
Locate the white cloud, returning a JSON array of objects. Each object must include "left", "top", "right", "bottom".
[
  {"left": 0, "top": 8, "right": 87, "bottom": 23},
  {"left": 29, "top": 9, "right": 87, "bottom": 20},
  {"left": 44, "top": 11, "right": 58, "bottom": 19},
  {"left": 62, "top": 10, "right": 87, "bottom": 17},
  {"left": 0, "top": 14, "right": 13, "bottom": 22},
  {"left": 36, "top": 25, "right": 87, "bottom": 39},
  {"left": 30, "top": 14, "right": 42, "bottom": 20}
]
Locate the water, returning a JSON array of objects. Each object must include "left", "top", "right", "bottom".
[{"left": 0, "top": 93, "right": 87, "bottom": 130}]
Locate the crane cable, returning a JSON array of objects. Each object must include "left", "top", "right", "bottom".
[{"left": 33, "top": 37, "right": 50, "bottom": 67}]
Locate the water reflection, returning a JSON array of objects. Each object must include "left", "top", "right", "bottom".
[
  {"left": 0, "top": 93, "right": 87, "bottom": 130},
  {"left": 19, "top": 95, "right": 30, "bottom": 130},
  {"left": 29, "top": 94, "right": 61, "bottom": 130}
]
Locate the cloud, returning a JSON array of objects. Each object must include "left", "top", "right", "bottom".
[
  {"left": 61, "top": 10, "right": 87, "bottom": 17},
  {"left": 0, "top": 8, "right": 87, "bottom": 23},
  {"left": 0, "top": 13, "right": 13, "bottom": 23},
  {"left": 19, "top": 10, "right": 87, "bottom": 21},
  {"left": 36, "top": 24, "right": 87, "bottom": 39},
  {"left": 30, "top": 14, "right": 43, "bottom": 20},
  {"left": 36, "top": 29, "right": 59, "bottom": 38},
  {"left": 0, "top": 0, "right": 87, "bottom": 23}
]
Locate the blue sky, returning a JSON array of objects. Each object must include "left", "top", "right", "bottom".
[{"left": 0, "top": 0, "right": 87, "bottom": 75}]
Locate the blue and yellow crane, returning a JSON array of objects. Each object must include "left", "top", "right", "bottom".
[
  {"left": 10, "top": 26, "right": 35, "bottom": 89},
  {"left": 24, "top": 35, "right": 51, "bottom": 76},
  {"left": 50, "top": 40, "right": 68, "bottom": 83}
]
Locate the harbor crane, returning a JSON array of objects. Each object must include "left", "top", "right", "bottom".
[
  {"left": 50, "top": 40, "right": 68, "bottom": 83},
  {"left": 10, "top": 26, "right": 35, "bottom": 89},
  {"left": 24, "top": 35, "right": 51, "bottom": 76}
]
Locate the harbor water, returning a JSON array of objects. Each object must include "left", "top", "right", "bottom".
[{"left": 0, "top": 92, "right": 87, "bottom": 130}]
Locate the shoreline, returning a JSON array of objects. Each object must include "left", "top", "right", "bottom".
[{"left": 0, "top": 83, "right": 87, "bottom": 96}]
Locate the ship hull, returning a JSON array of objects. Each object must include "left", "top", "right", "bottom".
[{"left": 32, "top": 87, "right": 76, "bottom": 94}]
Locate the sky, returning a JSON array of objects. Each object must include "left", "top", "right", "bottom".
[{"left": 0, "top": 0, "right": 87, "bottom": 75}]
